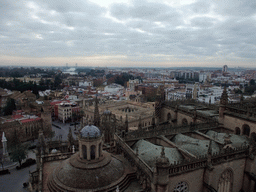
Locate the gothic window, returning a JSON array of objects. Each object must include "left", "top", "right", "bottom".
[
  {"left": 99, "top": 143, "right": 102, "bottom": 157},
  {"left": 182, "top": 118, "right": 188, "bottom": 126},
  {"left": 217, "top": 169, "right": 233, "bottom": 192},
  {"left": 242, "top": 124, "right": 250, "bottom": 136},
  {"left": 91, "top": 145, "right": 96, "bottom": 160},
  {"left": 173, "top": 181, "right": 189, "bottom": 192},
  {"left": 82, "top": 145, "right": 87, "bottom": 159},
  {"left": 235, "top": 127, "right": 240, "bottom": 135},
  {"left": 167, "top": 113, "right": 171, "bottom": 121}
]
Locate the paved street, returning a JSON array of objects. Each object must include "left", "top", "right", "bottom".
[
  {"left": 0, "top": 150, "right": 36, "bottom": 192},
  {"left": 51, "top": 120, "right": 79, "bottom": 141},
  {"left": 0, "top": 122, "right": 77, "bottom": 192}
]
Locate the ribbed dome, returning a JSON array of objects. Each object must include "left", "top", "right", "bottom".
[
  {"left": 80, "top": 125, "right": 101, "bottom": 138},
  {"left": 47, "top": 152, "right": 125, "bottom": 191},
  {"left": 103, "top": 110, "right": 111, "bottom": 115}
]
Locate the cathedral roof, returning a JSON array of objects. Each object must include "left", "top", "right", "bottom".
[
  {"left": 172, "top": 134, "right": 220, "bottom": 156},
  {"left": 80, "top": 125, "right": 101, "bottom": 138},
  {"left": 206, "top": 130, "right": 249, "bottom": 148},
  {"left": 132, "top": 139, "right": 183, "bottom": 168}
]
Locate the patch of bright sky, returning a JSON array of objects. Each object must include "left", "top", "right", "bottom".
[{"left": 89, "top": 0, "right": 195, "bottom": 8}]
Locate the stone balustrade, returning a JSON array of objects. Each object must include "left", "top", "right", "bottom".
[
  {"left": 124, "top": 122, "right": 218, "bottom": 141},
  {"left": 115, "top": 134, "right": 153, "bottom": 180}
]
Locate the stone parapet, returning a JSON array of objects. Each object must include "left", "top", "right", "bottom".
[
  {"left": 115, "top": 134, "right": 153, "bottom": 180},
  {"left": 124, "top": 122, "right": 218, "bottom": 141}
]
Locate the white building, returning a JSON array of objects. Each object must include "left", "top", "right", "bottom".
[
  {"left": 79, "top": 81, "right": 93, "bottom": 87},
  {"left": 199, "top": 72, "right": 212, "bottom": 83},
  {"left": 104, "top": 83, "right": 124, "bottom": 94},
  {"left": 198, "top": 86, "right": 224, "bottom": 104},
  {"left": 128, "top": 79, "right": 140, "bottom": 91}
]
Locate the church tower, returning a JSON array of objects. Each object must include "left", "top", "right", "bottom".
[
  {"left": 94, "top": 96, "right": 100, "bottom": 128},
  {"left": 101, "top": 110, "right": 116, "bottom": 144},
  {"left": 155, "top": 85, "right": 165, "bottom": 124},
  {"left": 41, "top": 101, "right": 52, "bottom": 137},
  {"left": 219, "top": 86, "right": 228, "bottom": 122}
]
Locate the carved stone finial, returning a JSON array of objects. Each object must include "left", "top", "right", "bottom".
[
  {"left": 161, "top": 146, "right": 165, "bottom": 158},
  {"left": 138, "top": 116, "right": 142, "bottom": 130},
  {"left": 208, "top": 140, "right": 212, "bottom": 155},
  {"left": 240, "top": 94, "right": 244, "bottom": 102},
  {"left": 2, "top": 132, "right": 7, "bottom": 142},
  {"left": 220, "top": 86, "right": 228, "bottom": 105}
]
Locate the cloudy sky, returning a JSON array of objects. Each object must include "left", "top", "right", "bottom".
[{"left": 1, "top": 0, "right": 256, "bottom": 68}]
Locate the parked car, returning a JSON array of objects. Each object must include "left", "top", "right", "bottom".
[
  {"left": 16, "top": 158, "right": 36, "bottom": 170},
  {"left": 0, "top": 169, "right": 10, "bottom": 175}
]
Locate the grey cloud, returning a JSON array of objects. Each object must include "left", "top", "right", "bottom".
[
  {"left": 0, "top": 0, "right": 256, "bottom": 64},
  {"left": 212, "top": 0, "right": 256, "bottom": 17},
  {"left": 190, "top": 1, "right": 212, "bottom": 14},
  {"left": 34, "top": 0, "right": 105, "bottom": 15},
  {"left": 190, "top": 17, "right": 218, "bottom": 28},
  {"left": 110, "top": 1, "right": 181, "bottom": 23}
]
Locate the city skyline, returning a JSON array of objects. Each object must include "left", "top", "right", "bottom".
[{"left": 1, "top": 0, "right": 256, "bottom": 67}]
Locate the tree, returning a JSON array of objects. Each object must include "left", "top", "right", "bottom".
[
  {"left": 32, "top": 82, "right": 39, "bottom": 97},
  {"left": 10, "top": 146, "right": 28, "bottom": 167},
  {"left": 93, "top": 79, "right": 103, "bottom": 87},
  {"left": 8, "top": 130, "right": 28, "bottom": 167},
  {"left": 250, "top": 79, "right": 255, "bottom": 86},
  {"left": 53, "top": 74, "right": 62, "bottom": 89},
  {"left": 3, "top": 98, "right": 16, "bottom": 116}
]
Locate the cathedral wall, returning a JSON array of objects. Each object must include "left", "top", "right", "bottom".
[
  {"left": 128, "top": 116, "right": 152, "bottom": 128},
  {"left": 83, "top": 110, "right": 94, "bottom": 120},
  {"left": 223, "top": 115, "right": 256, "bottom": 136},
  {"left": 0, "top": 120, "right": 43, "bottom": 146},
  {"left": 162, "top": 108, "right": 176, "bottom": 122},
  {"left": 168, "top": 169, "right": 204, "bottom": 192},
  {"left": 162, "top": 107, "right": 205, "bottom": 127},
  {"left": 242, "top": 157, "right": 256, "bottom": 192},
  {"left": 0, "top": 126, "right": 17, "bottom": 147},
  {"left": 177, "top": 113, "right": 193, "bottom": 126},
  {"left": 207, "top": 158, "right": 246, "bottom": 192}
]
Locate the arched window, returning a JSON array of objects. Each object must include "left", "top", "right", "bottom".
[
  {"left": 182, "top": 118, "right": 188, "bottom": 126},
  {"left": 99, "top": 143, "right": 102, "bottom": 157},
  {"left": 217, "top": 169, "right": 233, "bottom": 192},
  {"left": 235, "top": 127, "right": 240, "bottom": 135},
  {"left": 91, "top": 145, "right": 96, "bottom": 160},
  {"left": 242, "top": 124, "right": 250, "bottom": 136},
  {"left": 82, "top": 145, "right": 87, "bottom": 159},
  {"left": 251, "top": 132, "right": 256, "bottom": 142},
  {"left": 167, "top": 113, "right": 171, "bottom": 121},
  {"left": 173, "top": 181, "right": 189, "bottom": 192}
]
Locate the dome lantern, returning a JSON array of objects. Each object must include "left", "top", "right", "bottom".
[{"left": 78, "top": 125, "right": 103, "bottom": 160}]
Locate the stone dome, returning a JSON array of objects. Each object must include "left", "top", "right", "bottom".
[
  {"left": 103, "top": 110, "right": 111, "bottom": 115},
  {"left": 80, "top": 125, "right": 101, "bottom": 138},
  {"left": 47, "top": 152, "right": 126, "bottom": 191}
]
